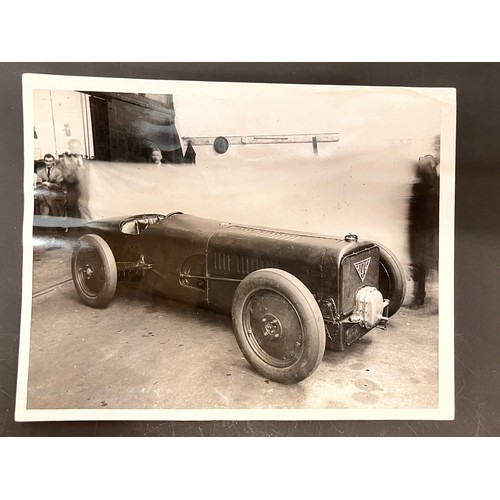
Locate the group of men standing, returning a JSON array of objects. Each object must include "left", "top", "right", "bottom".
[{"left": 34, "top": 139, "right": 90, "bottom": 220}]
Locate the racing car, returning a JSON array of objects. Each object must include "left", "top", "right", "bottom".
[{"left": 71, "top": 212, "right": 406, "bottom": 384}]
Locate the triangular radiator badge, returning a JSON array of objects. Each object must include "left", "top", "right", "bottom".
[{"left": 354, "top": 257, "right": 371, "bottom": 282}]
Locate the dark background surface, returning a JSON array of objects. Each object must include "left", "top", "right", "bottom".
[{"left": 1, "top": 62, "right": 498, "bottom": 436}]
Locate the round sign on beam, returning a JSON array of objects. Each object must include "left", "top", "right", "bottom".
[{"left": 213, "top": 136, "right": 229, "bottom": 154}]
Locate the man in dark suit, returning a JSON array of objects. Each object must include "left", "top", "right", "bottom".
[{"left": 34, "top": 153, "right": 65, "bottom": 216}]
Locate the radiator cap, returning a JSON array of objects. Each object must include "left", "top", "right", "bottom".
[{"left": 344, "top": 233, "right": 358, "bottom": 242}]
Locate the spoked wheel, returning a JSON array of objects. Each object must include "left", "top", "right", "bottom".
[
  {"left": 71, "top": 234, "right": 117, "bottom": 308},
  {"left": 377, "top": 242, "right": 407, "bottom": 317},
  {"left": 232, "top": 269, "right": 325, "bottom": 384}
]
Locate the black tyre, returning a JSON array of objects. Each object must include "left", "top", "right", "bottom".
[
  {"left": 377, "top": 242, "right": 406, "bottom": 317},
  {"left": 71, "top": 234, "right": 117, "bottom": 308},
  {"left": 232, "top": 269, "right": 325, "bottom": 384}
]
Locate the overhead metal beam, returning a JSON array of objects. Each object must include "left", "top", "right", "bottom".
[{"left": 182, "top": 133, "right": 340, "bottom": 146}]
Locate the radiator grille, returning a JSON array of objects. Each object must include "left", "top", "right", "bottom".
[{"left": 340, "top": 247, "right": 379, "bottom": 315}]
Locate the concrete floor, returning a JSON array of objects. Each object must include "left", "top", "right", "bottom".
[{"left": 24, "top": 233, "right": 439, "bottom": 413}]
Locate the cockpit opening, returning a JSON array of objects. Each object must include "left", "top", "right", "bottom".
[{"left": 120, "top": 214, "right": 165, "bottom": 235}]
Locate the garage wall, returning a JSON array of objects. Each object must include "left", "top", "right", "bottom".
[
  {"left": 33, "top": 90, "right": 92, "bottom": 160},
  {"left": 173, "top": 85, "right": 444, "bottom": 162}
]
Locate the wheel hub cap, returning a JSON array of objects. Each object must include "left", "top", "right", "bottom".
[
  {"left": 82, "top": 264, "right": 94, "bottom": 279},
  {"left": 261, "top": 314, "right": 282, "bottom": 340}
]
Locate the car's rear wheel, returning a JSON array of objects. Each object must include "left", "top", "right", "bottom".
[
  {"left": 71, "top": 234, "right": 117, "bottom": 308},
  {"left": 377, "top": 243, "right": 406, "bottom": 317},
  {"left": 232, "top": 269, "right": 325, "bottom": 384}
]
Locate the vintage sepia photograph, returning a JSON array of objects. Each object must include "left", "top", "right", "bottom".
[{"left": 15, "top": 73, "right": 456, "bottom": 421}]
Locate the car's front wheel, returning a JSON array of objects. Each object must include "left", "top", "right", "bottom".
[
  {"left": 232, "top": 269, "right": 325, "bottom": 384},
  {"left": 71, "top": 234, "right": 117, "bottom": 308}
]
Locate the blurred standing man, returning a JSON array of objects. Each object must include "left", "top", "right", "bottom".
[
  {"left": 34, "top": 153, "right": 65, "bottom": 216},
  {"left": 408, "top": 154, "right": 440, "bottom": 310},
  {"left": 59, "top": 138, "right": 91, "bottom": 220}
]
